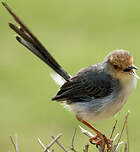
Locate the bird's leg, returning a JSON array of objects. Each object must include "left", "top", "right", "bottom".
[{"left": 76, "top": 116, "right": 111, "bottom": 150}]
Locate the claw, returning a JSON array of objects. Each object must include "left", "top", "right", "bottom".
[
  {"left": 89, "top": 134, "right": 111, "bottom": 151},
  {"left": 76, "top": 116, "right": 111, "bottom": 151},
  {"left": 89, "top": 135, "right": 99, "bottom": 144}
]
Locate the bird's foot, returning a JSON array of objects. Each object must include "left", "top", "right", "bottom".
[
  {"left": 89, "top": 134, "right": 111, "bottom": 151},
  {"left": 76, "top": 116, "right": 112, "bottom": 151}
]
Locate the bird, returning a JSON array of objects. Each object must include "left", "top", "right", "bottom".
[{"left": 2, "top": 2, "right": 139, "bottom": 150}]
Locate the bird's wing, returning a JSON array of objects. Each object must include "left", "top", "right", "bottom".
[{"left": 52, "top": 65, "right": 119, "bottom": 102}]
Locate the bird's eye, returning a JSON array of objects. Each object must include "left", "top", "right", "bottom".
[
  {"left": 123, "top": 68, "right": 131, "bottom": 72},
  {"left": 113, "top": 65, "right": 118, "bottom": 69}
]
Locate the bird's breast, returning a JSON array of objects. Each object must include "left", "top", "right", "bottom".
[{"left": 63, "top": 77, "right": 137, "bottom": 122}]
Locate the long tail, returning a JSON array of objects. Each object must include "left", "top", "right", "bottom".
[{"left": 2, "top": 2, "right": 71, "bottom": 81}]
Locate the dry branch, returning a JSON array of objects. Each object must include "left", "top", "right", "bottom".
[
  {"left": 8, "top": 111, "right": 130, "bottom": 152},
  {"left": 115, "top": 111, "right": 130, "bottom": 150},
  {"left": 79, "top": 111, "right": 130, "bottom": 152},
  {"left": 125, "top": 114, "right": 129, "bottom": 152},
  {"left": 110, "top": 120, "right": 118, "bottom": 139},
  {"left": 51, "top": 135, "right": 68, "bottom": 152},
  {"left": 79, "top": 125, "right": 105, "bottom": 152},
  {"left": 83, "top": 144, "right": 89, "bottom": 152},
  {"left": 9, "top": 135, "right": 19, "bottom": 152},
  {"left": 38, "top": 138, "right": 50, "bottom": 152},
  {"left": 44, "top": 134, "right": 63, "bottom": 152},
  {"left": 70, "top": 128, "right": 77, "bottom": 152}
]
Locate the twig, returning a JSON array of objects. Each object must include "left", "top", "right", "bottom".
[
  {"left": 44, "top": 134, "right": 63, "bottom": 152},
  {"left": 38, "top": 138, "right": 47, "bottom": 150},
  {"left": 38, "top": 134, "right": 67, "bottom": 152},
  {"left": 15, "top": 134, "right": 19, "bottom": 152},
  {"left": 115, "top": 141, "right": 125, "bottom": 151},
  {"left": 83, "top": 144, "right": 89, "bottom": 152},
  {"left": 115, "top": 111, "right": 130, "bottom": 150},
  {"left": 120, "top": 146, "right": 123, "bottom": 152},
  {"left": 79, "top": 126, "right": 103, "bottom": 152},
  {"left": 113, "top": 133, "right": 119, "bottom": 143},
  {"left": 37, "top": 138, "right": 50, "bottom": 152},
  {"left": 70, "top": 128, "right": 77, "bottom": 152},
  {"left": 124, "top": 143, "right": 128, "bottom": 152},
  {"left": 126, "top": 114, "right": 129, "bottom": 152},
  {"left": 79, "top": 126, "right": 94, "bottom": 138},
  {"left": 51, "top": 135, "right": 68, "bottom": 152},
  {"left": 10, "top": 135, "right": 19, "bottom": 152},
  {"left": 10, "top": 136, "right": 17, "bottom": 152},
  {"left": 110, "top": 120, "right": 118, "bottom": 139}
]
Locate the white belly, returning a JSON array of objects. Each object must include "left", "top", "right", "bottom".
[{"left": 62, "top": 77, "right": 137, "bottom": 121}]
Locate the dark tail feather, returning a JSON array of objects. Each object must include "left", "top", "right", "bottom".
[{"left": 2, "top": 2, "right": 70, "bottom": 81}]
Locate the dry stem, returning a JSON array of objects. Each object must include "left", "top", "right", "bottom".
[
  {"left": 115, "top": 111, "right": 130, "bottom": 150},
  {"left": 83, "top": 144, "right": 89, "bottom": 152},
  {"left": 70, "top": 128, "right": 77, "bottom": 152},
  {"left": 51, "top": 135, "right": 68, "bottom": 152},
  {"left": 9, "top": 135, "right": 19, "bottom": 152},
  {"left": 110, "top": 120, "right": 118, "bottom": 139}
]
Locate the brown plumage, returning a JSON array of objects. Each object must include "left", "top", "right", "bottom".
[{"left": 105, "top": 49, "right": 133, "bottom": 70}]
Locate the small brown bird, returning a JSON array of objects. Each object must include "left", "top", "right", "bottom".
[{"left": 2, "top": 2, "right": 139, "bottom": 151}]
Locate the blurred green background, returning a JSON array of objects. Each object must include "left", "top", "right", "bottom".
[{"left": 0, "top": 0, "right": 140, "bottom": 151}]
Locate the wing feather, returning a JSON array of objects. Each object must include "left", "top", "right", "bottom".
[{"left": 52, "top": 65, "right": 119, "bottom": 102}]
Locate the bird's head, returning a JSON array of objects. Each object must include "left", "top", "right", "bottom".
[{"left": 104, "top": 49, "right": 139, "bottom": 81}]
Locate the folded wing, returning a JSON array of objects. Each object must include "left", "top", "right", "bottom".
[{"left": 52, "top": 66, "right": 119, "bottom": 103}]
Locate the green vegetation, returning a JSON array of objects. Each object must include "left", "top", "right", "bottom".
[{"left": 0, "top": 0, "right": 140, "bottom": 151}]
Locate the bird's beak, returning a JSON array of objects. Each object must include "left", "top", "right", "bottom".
[
  {"left": 129, "top": 65, "right": 140, "bottom": 79},
  {"left": 129, "top": 65, "right": 138, "bottom": 70}
]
